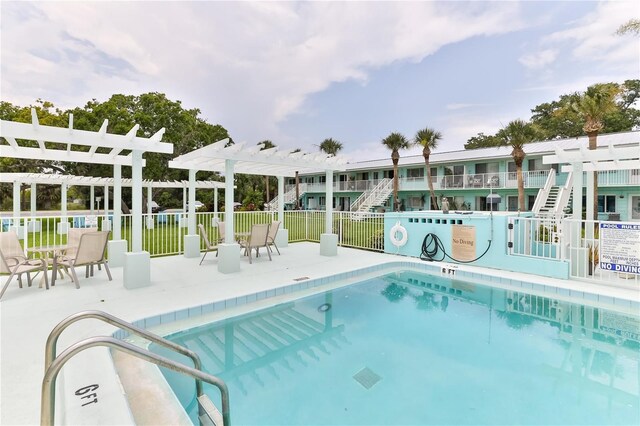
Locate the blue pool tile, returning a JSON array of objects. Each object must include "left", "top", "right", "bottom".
[
  {"left": 188, "top": 306, "right": 202, "bottom": 318},
  {"left": 558, "top": 288, "right": 570, "bottom": 297},
  {"left": 202, "top": 303, "right": 214, "bottom": 314},
  {"left": 276, "top": 288, "right": 284, "bottom": 296},
  {"left": 598, "top": 295, "right": 614, "bottom": 305},
  {"left": 175, "top": 309, "right": 189, "bottom": 321},
  {"left": 283, "top": 286, "right": 292, "bottom": 294},
  {"left": 583, "top": 292, "right": 598, "bottom": 302},
  {"left": 247, "top": 293, "right": 257, "bottom": 303},
  {"left": 631, "top": 301, "right": 640, "bottom": 311},
  {"left": 236, "top": 295, "right": 247, "bottom": 306},
  {"left": 531, "top": 284, "right": 544, "bottom": 293},
  {"left": 133, "top": 320, "right": 144, "bottom": 328},
  {"left": 226, "top": 298, "right": 237, "bottom": 308},
  {"left": 214, "top": 301, "right": 225, "bottom": 311},
  {"left": 256, "top": 291, "right": 266, "bottom": 301},
  {"left": 569, "top": 290, "right": 584, "bottom": 299},
  {"left": 161, "top": 312, "right": 176, "bottom": 324},
  {"left": 267, "top": 289, "right": 276, "bottom": 298},
  {"left": 543, "top": 286, "right": 557, "bottom": 294},
  {"left": 145, "top": 315, "right": 160, "bottom": 328},
  {"left": 613, "top": 298, "right": 631, "bottom": 308}
]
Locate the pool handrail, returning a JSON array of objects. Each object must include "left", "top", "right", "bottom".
[
  {"left": 42, "top": 336, "right": 230, "bottom": 426},
  {"left": 43, "top": 310, "right": 229, "bottom": 425}
]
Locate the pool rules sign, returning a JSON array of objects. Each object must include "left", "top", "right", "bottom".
[{"left": 599, "top": 223, "right": 640, "bottom": 275}]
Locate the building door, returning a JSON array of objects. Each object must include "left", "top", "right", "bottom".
[
  {"left": 507, "top": 162, "right": 518, "bottom": 188},
  {"left": 507, "top": 196, "right": 518, "bottom": 211},
  {"left": 630, "top": 195, "right": 640, "bottom": 221}
]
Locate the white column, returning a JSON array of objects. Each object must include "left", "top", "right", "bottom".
[
  {"left": 109, "top": 164, "right": 127, "bottom": 267},
  {"left": 214, "top": 188, "right": 219, "bottom": 220},
  {"left": 276, "top": 175, "right": 288, "bottom": 248},
  {"left": 277, "top": 176, "right": 285, "bottom": 220},
  {"left": 113, "top": 165, "right": 122, "bottom": 239},
  {"left": 61, "top": 182, "right": 68, "bottom": 218},
  {"left": 325, "top": 170, "right": 334, "bottom": 233},
  {"left": 90, "top": 185, "right": 95, "bottom": 215},
  {"left": 183, "top": 169, "right": 200, "bottom": 258},
  {"left": 224, "top": 160, "right": 235, "bottom": 244},
  {"left": 320, "top": 169, "right": 338, "bottom": 256},
  {"left": 188, "top": 170, "right": 197, "bottom": 234},
  {"left": 104, "top": 185, "right": 109, "bottom": 215},
  {"left": 146, "top": 185, "right": 153, "bottom": 229},
  {"left": 123, "top": 150, "right": 150, "bottom": 289},
  {"left": 182, "top": 187, "right": 187, "bottom": 212},
  {"left": 572, "top": 162, "right": 583, "bottom": 221},
  {"left": 30, "top": 183, "right": 36, "bottom": 217},
  {"left": 131, "top": 151, "right": 143, "bottom": 252},
  {"left": 585, "top": 168, "right": 595, "bottom": 240},
  {"left": 218, "top": 160, "right": 240, "bottom": 273},
  {"left": 12, "top": 180, "right": 20, "bottom": 218}
]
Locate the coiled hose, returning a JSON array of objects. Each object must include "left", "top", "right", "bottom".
[{"left": 420, "top": 233, "right": 492, "bottom": 263}]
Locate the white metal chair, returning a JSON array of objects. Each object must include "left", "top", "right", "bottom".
[
  {"left": 198, "top": 224, "right": 218, "bottom": 265},
  {"left": 52, "top": 231, "right": 112, "bottom": 289},
  {"left": 0, "top": 231, "right": 49, "bottom": 300},
  {"left": 238, "top": 223, "right": 271, "bottom": 264},
  {"left": 267, "top": 221, "right": 281, "bottom": 255}
]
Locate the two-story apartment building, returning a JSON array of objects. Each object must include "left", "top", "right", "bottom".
[{"left": 272, "top": 131, "right": 639, "bottom": 221}]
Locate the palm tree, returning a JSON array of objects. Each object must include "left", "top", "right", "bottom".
[
  {"left": 501, "top": 120, "right": 536, "bottom": 211},
  {"left": 318, "top": 138, "right": 343, "bottom": 157},
  {"left": 572, "top": 84, "right": 619, "bottom": 216},
  {"left": 381, "top": 132, "right": 410, "bottom": 211},
  {"left": 258, "top": 140, "right": 276, "bottom": 206},
  {"left": 414, "top": 127, "right": 442, "bottom": 210}
]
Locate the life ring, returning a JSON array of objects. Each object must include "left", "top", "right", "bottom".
[{"left": 389, "top": 221, "right": 408, "bottom": 247}]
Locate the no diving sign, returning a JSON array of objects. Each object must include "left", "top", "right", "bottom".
[{"left": 599, "top": 223, "right": 640, "bottom": 275}]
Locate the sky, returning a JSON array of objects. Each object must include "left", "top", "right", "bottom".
[{"left": 1, "top": 1, "right": 638, "bottom": 162}]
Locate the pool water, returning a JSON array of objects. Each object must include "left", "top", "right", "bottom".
[{"left": 151, "top": 271, "right": 639, "bottom": 425}]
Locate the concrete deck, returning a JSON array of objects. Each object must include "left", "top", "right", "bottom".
[{"left": 1, "top": 242, "right": 638, "bottom": 425}]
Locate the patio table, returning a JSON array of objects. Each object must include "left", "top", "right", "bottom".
[{"left": 27, "top": 245, "right": 74, "bottom": 287}]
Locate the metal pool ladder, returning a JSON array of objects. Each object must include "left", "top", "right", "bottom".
[{"left": 41, "top": 310, "right": 230, "bottom": 426}]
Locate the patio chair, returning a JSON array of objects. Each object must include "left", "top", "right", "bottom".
[
  {"left": 198, "top": 224, "right": 218, "bottom": 265},
  {"left": 238, "top": 223, "right": 271, "bottom": 264},
  {"left": 0, "top": 231, "right": 49, "bottom": 300},
  {"left": 52, "top": 231, "right": 112, "bottom": 289},
  {"left": 64, "top": 227, "right": 99, "bottom": 278},
  {"left": 216, "top": 221, "right": 226, "bottom": 244},
  {"left": 267, "top": 221, "right": 281, "bottom": 255}
]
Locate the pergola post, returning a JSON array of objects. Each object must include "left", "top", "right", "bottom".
[
  {"left": 89, "top": 185, "right": 95, "bottom": 215},
  {"left": 103, "top": 184, "right": 110, "bottom": 231},
  {"left": 184, "top": 169, "right": 200, "bottom": 258},
  {"left": 11, "top": 179, "right": 24, "bottom": 239},
  {"left": 585, "top": 169, "right": 595, "bottom": 240},
  {"left": 123, "top": 150, "right": 150, "bottom": 288},
  {"left": 30, "top": 183, "right": 36, "bottom": 217},
  {"left": 57, "top": 182, "right": 69, "bottom": 235},
  {"left": 146, "top": 185, "right": 154, "bottom": 229},
  {"left": 320, "top": 169, "right": 337, "bottom": 256},
  {"left": 570, "top": 161, "right": 585, "bottom": 276},
  {"left": 218, "top": 159, "right": 240, "bottom": 273},
  {"left": 109, "top": 164, "right": 127, "bottom": 266},
  {"left": 28, "top": 182, "right": 40, "bottom": 234},
  {"left": 214, "top": 188, "right": 219, "bottom": 220},
  {"left": 276, "top": 176, "right": 288, "bottom": 248}
]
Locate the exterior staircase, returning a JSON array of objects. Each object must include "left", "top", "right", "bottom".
[
  {"left": 533, "top": 171, "right": 573, "bottom": 217},
  {"left": 265, "top": 183, "right": 307, "bottom": 211},
  {"left": 349, "top": 178, "right": 393, "bottom": 219}
]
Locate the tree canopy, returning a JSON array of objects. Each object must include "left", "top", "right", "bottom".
[{"left": 464, "top": 79, "right": 640, "bottom": 149}]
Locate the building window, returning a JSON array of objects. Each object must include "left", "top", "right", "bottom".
[
  {"left": 319, "top": 196, "right": 326, "bottom": 206},
  {"left": 507, "top": 196, "right": 518, "bottom": 211},
  {"left": 408, "top": 196, "right": 423, "bottom": 209},
  {"left": 527, "top": 195, "right": 536, "bottom": 210},
  {"left": 319, "top": 175, "right": 326, "bottom": 183},
  {"left": 598, "top": 195, "right": 616, "bottom": 213},
  {"left": 528, "top": 158, "right": 551, "bottom": 171},
  {"left": 430, "top": 167, "right": 437, "bottom": 183},
  {"left": 407, "top": 168, "right": 424, "bottom": 178}
]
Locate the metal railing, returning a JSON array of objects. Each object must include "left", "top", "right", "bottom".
[
  {"left": 350, "top": 179, "right": 392, "bottom": 213},
  {"left": 507, "top": 216, "right": 639, "bottom": 285},
  {"left": 42, "top": 310, "right": 230, "bottom": 426},
  {"left": 3, "top": 211, "right": 386, "bottom": 260}
]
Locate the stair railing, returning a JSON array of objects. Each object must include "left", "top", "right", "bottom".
[{"left": 532, "top": 169, "right": 556, "bottom": 215}]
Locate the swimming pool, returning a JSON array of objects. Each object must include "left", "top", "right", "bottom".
[{"left": 150, "top": 270, "right": 640, "bottom": 425}]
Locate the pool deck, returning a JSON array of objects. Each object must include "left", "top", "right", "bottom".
[{"left": 1, "top": 242, "right": 639, "bottom": 425}]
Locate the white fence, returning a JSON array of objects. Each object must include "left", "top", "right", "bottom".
[
  {"left": 2, "top": 211, "right": 385, "bottom": 259},
  {"left": 508, "top": 216, "right": 639, "bottom": 286}
]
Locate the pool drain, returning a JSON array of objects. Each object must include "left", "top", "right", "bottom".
[{"left": 353, "top": 367, "right": 381, "bottom": 389}]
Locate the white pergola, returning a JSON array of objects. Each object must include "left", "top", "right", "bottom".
[
  {"left": 169, "top": 138, "right": 348, "bottom": 273},
  {"left": 0, "top": 109, "right": 173, "bottom": 288},
  {"left": 543, "top": 141, "right": 640, "bottom": 222},
  {"left": 0, "top": 172, "right": 225, "bottom": 219}
]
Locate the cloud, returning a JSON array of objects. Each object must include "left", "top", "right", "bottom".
[
  {"left": 445, "top": 103, "right": 493, "bottom": 111},
  {"left": 518, "top": 49, "right": 558, "bottom": 70},
  {"left": 531, "top": 1, "right": 638, "bottom": 71},
  {"left": 1, "top": 1, "right": 526, "bottom": 146}
]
